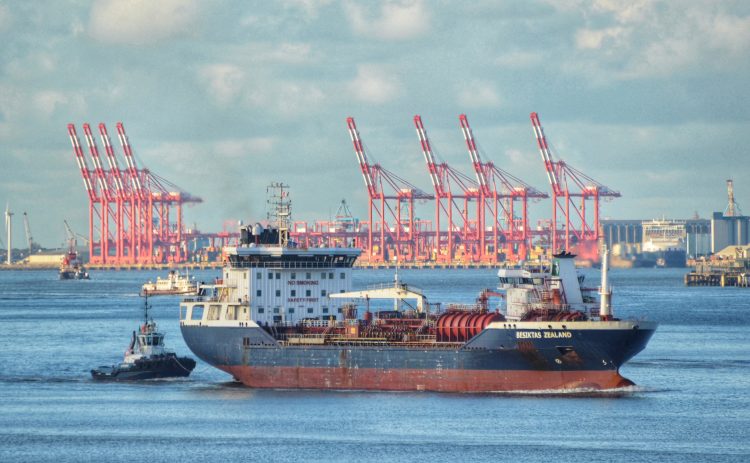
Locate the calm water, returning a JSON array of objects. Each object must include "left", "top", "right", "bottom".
[{"left": 0, "top": 268, "right": 748, "bottom": 462}]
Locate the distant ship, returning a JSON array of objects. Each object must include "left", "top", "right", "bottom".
[
  {"left": 59, "top": 249, "right": 89, "bottom": 280},
  {"left": 641, "top": 219, "right": 687, "bottom": 268},
  {"left": 177, "top": 185, "right": 657, "bottom": 392},
  {"left": 91, "top": 294, "right": 196, "bottom": 381},
  {"left": 142, "top": 270, "right": 198, "bottom": 296}
]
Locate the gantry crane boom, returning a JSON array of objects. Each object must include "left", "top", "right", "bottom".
[
  {"left": 82, "top": 123, "right": 115, "bottom": 202},
  {"left": 530, "top": 112, "right": 563, "bottom": 196},
  {"left": 98, "top": 123, "right": 128, "bottom": 200},
  {"left": 459, "top": 114, "right": 491, "bottom": 197},
  {"left": 116, "top": 122, "right": 146, "bottom": 201},
  {"left": 67, "top": 124, "right": 97, "bottom": 202},
  {"left": 347, "top": 117, "right": 379, "bottom": 199},
  {"left": 414, "top": 115, "right": 445, "bottom": 197}
]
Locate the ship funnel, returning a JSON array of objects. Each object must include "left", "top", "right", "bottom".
[{"left": 599, "top": 247, "right": 612, "bottom": 320}]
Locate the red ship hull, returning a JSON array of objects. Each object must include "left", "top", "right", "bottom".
[{"left": 221, "top": 365, "right": 634, "bottom": 392}]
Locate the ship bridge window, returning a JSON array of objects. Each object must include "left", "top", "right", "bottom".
[
  {"left": 226, "top": 305, "right": 238, "bottom": 320},
  {"left": 208, "top": 305, "right": 221, "bottom": 321},
  {"left": 180, "top": 305, "right": 188, "bottom": 320},
  {"left": 191, "top": 305, "right": 204, "bottom": 320}
]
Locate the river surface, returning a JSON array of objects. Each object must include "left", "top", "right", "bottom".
[{"left": 0, "top": 268, "right": 748, "bottom": 462}]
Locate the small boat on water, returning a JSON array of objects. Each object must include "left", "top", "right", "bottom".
[
  {"left": 59, "top": 250, "right": 89, "bottom": 280},
  {"left": 141, "top": 270, "right": 198, "bottom": 296},
  {"left": 91, "top": 294, "right": 196, "bottom": 381}
]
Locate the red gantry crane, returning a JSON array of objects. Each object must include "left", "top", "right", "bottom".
[
  {"left": 530, "top": 112, "right": 620, "bottom": 259},
  {"left": 414, "top": 115, "right": 481, "bottom": 262},
  {"left": 67, "top": 124, "right": 100, "bottom": 261},
  {"left": 68, "top": 122, "right": 202, "bottom": 265},
  {"left": 347, "top": 116, "right": 434, "bottom": 263},
  {"left": 459, "top": 114, "right": 547, "bottom": 262}
]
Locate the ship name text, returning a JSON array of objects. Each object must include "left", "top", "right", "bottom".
[{"left": 516, "top": 331, "right": 573, "bottom": 339}]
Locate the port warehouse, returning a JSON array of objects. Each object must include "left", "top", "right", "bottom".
[
  {"left": 3, "top": 116, "right": 747, "bottom": 268},
  {"left": 602, "top": 219, "right": 712, "bottom": 259}
]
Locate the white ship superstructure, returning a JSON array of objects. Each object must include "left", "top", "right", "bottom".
[
  {"left": 642, "top": 219, "right": 687, "bottom": 252},
  {"left": 194, "top": 244, "right": 360, "bottom": 326}
]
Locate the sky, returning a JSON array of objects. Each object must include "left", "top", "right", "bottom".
[{"left": 1, "top": 0, "right": 749, "bottom": 248}]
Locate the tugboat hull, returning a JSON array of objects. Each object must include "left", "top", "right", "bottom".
[{"left": 91, "top": 355, "right": 196, "bottom": 381}]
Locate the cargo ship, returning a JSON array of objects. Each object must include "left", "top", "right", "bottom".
[
  {"left": 641, "top": 219, "right": 687, "bottom": 268},
  {"left": 179, "top": 185, "right": 657, "bottom": 392}
]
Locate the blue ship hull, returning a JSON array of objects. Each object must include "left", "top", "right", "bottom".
[{"left": 180, "top": 322, "right": 655, "bottom": 392}]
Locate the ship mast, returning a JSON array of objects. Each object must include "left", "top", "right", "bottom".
[
  {"left": 267, "top": 182, "right": 292, "bottom": 247},
  {"left": 599, "top": 246, "right": 612, "bottom": 320}
]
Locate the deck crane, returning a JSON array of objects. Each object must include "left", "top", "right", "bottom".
[
  {"left": 63, "top": 220, "right": 77, "bottom": 254},
  {"left": 414, "top": 115, "right": 481, "bottom": 262},
  {"left": 347, "top": 116, "right": 433, "bottom": 262},
  {"left": 530, "top": 112, "right": 620, "bottom": 258},
  {"left": 459, "top": 114, "right": 547, "bottom": 262},
  {"left": 22, "top": 212, "right": 34, "bottom": 256}
]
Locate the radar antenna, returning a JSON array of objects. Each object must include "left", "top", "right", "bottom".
[{"left": 267, "top": 182, "right": 292, "bottom": 247}]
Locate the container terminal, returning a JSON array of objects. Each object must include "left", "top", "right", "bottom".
[{"left": 0, "top": 117, "right": 745, "bottom": 271}]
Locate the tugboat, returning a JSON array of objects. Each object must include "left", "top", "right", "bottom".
[
  {"left": 91, "top": 293, "right": 196, "bottom": 381},
  {"left": 141, "top": 270, "right": 198, "bottom": 296}
]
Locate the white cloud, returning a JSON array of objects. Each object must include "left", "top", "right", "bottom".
[
  {"left": 456, "top": 81, "right": 500, "bottom": 109},
  {"left": 345, "top": 0, "right": 430, "bottom": 41},
  {"left": 0, "top": 4, "right": 12, "bottom": 32},
  {"left": 215, "top": 138, "right": 276, "bottom": 158},
  {"left": 347, "top": 64, "right": 402, "bottom": 104},
  {"left": 88, "top": 0, "right": 200, "bottom": 45},
  {"left": 199, "top": 64, "right": 246, "bottom": 106},
  {"left": 560, "top": 1, "right": 750, "bottom": 80},
  {"left": 199, "top": 63, "right": 325, "bottom": 116},
  {"left": 575, "top": 26, "right": 627, "bottom": 50},
  {"left": 495, "top": 50, "right": 543, "bottom": 69},
  {"left": 33, "top": 91, "right": 69, "bottom": 117},
  {"left": 282, "top": 0, "right": 334, "bottom": 19}
]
